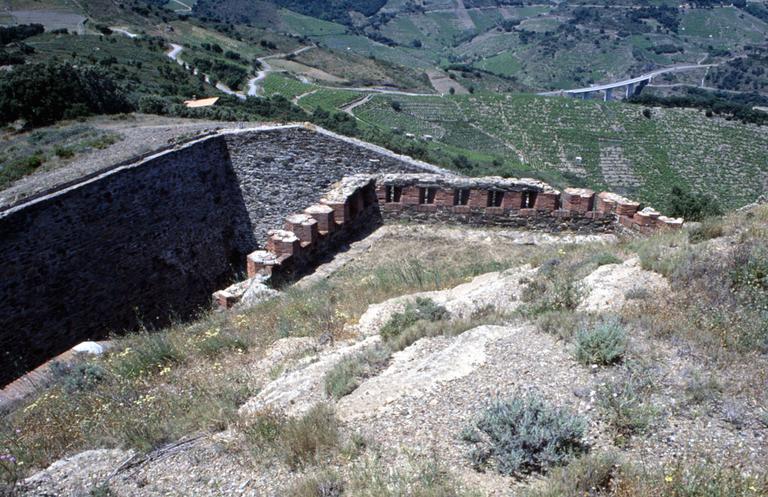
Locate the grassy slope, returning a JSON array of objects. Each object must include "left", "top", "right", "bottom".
[{"left": 4, "top": 203, "right": 768, "bottom": 495}]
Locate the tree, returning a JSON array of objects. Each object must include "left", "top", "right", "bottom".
[
  {"left": 667, "top": 186, "right": 723, "bottom": 221},
  {"left": 0, "top": 62, "right": 131, "bottom": 126}
]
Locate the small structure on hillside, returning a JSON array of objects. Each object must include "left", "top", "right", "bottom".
[{"left": 184, "top": 97, "right": 219, "bottom": 108}]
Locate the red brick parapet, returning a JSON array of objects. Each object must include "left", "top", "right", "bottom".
[{"left": 213, "top": 173, "right": 683, "bottom": 309}]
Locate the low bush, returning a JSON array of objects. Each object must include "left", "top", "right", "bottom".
[
  {"left": 688, "top": 217, "right": 726, "bottom": 243},
  {"left": 684, "top": 370, "right": 723, "bottom": 405},
  {"left": 324, "top": 345, "right": 390, "bottom": 399},
  {"left": 49, "top": 362, "right": 106, "bottom": 393},
  {"left": 619, "top": 461, "right": 768, "bottom": 497},
  {"left": 590, "top": 252, "right": 622, "bottom": 267},
  {"left": 525, "top": 452, "right": 618, "bottom": 497},
  {"left": 109, "top": 331, "right": 185, "bottom": 379},
  {"left": 280, "top": 403, "right": 340, "bottom": 469},
  {"left": 380, "top": 298, "right": 449, "bottom": 342},
  {"left": 192, "top": 327, "right": 249, "bottom": 358},
  {"left": 53, "top": 146, "right": 74, "bottom": 158},
  {"left": 597, "top": 363, "right": 657, "bottom": 445},
  {"left": 574, "top": 319, "right": 627, "bottom": 366},
  {"left": 535, "top": 310, "right": 584, "bottom": 341},
  {"left": 288, "top": 471, "right": 344, "bottom": 497},
  {"left": 520, "top": 269, "right": 583, "bottom": 317},
  {"left": 0, "top": 154, "right": 44, "bottom": 188},
  {"left": 529, "top": 456, "right": 768, "bottom": 497},
  {"left": 461, "top": 394, "right": 587, "bottom": 476},
  {"left": 243, "top": 403, "right": 341, "bottom": 469},
  {"left": 624, "top": 287, "right": 650, "bottom": 300},
  {"left": 347, "top": 455, "right": 477, "bottom": 497}
]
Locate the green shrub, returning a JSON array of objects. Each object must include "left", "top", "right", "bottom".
[
  {"left": 324, "top": 345, "right": 390, "bottom": 399},
  {"left": 525, "top": 452, "right": 618, "bottom": 497},
  {"left": 589, "top": 252, "right": 622, "bottom": 267},
  {"left": 287, "top": 471, "right": 344, "bottom": 497},
  {"left": 49, "top": 362, "right": 106, "bottom": 393},
  {"left": 193, "top": 327, "right": 249, "bottom": 358},
  {"left": 688, "top": 217, "right": 726, "bottom": 243},
  {"left": 53, "top": 146, "right": 74, "bottom": 158},
  {"left": 521, "top": 273, "right": 583, "bottom": 317},
  {"left": 138, "top": 95, "right": 169, "bottom": 115},
  {"left": 461, "top": 394, "right": 587, "bottom": 476},
  {"left": 0, "top": 62, "right": 131, "bottom": 126},
  {"left": 597, "top": 363, "right": 657, "bottom": 445},
  {"left": 535, "top": 310, "right": 583, "bottom": 341},
  {"left": 667, "top": 185, "right": 723, "bottom": 221},
  {"left": 280, "top": 403, "right": 340, "bottom": 469},
  {"left": 574, "top": 319, "right": 627, "bottom": 366},
  {"left": 0, "top": 154, "right": 44, "bottom": 188},
  {"left": 109, "top": 332, "right": 185, "bottom": 379},
  {"left": 380, "top": 298, "right": 449, "bottom": 342}
]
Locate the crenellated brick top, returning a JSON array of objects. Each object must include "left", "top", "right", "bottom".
[{"left": 213, "top": 173, "right": 682, "bottom": 309}]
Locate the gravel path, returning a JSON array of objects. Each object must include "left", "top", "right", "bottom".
[{"left": 0, "top": 117, "right": 258, "bottom": 209}]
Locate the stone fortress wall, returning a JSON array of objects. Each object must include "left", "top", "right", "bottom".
[
  {"left": 0, "top": 124, "right": 443, "bottom": 387},
  {"left": 216, "top": 172, "right": 682, "bottom": 309},
  {"left": 0, "top": 123, "right": 682, "bottom": 386}
]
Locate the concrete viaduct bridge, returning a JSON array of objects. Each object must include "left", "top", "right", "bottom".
[{"left": 539, "top": 64, "right": 716, "bottom": 101}]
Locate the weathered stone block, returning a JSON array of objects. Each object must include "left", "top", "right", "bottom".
[
  {"left": 501, "top": 191, "right": 523, "bottom": 210},
  {"left": 285, "top": 213, "right": 319, "bottom": 245},
  {"left": 562, "top": 188, "right": 595, "bottom": 213},
  {"left": 534, "top": 192, "right": 559, "bottom": 211},
  {"left": 468, "top": 189, "right": 489, "bottom": 208},
  {"left": 304, "top": 204, "right": 335, "bottom": 233},
  {"left": 433, "top": 189, "right": 454, "bottom": 206},
  {"left": 267, "top": 229, "right": 301, "bottom": 257},
  {"left": 247, "top": 250, "right": 279, "bottom": 278},
  {"left": 212, "top": 290, "right": 238, "bottom": 309}
]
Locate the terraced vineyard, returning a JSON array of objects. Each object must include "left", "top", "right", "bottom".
[
  {"left": 70, "top": 27, "right": 757, "bottom": 213},
  {"left": 353, "top": 93, "right": 768, "bottom": 209}
]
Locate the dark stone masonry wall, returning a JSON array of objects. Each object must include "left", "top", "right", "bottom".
[{"left": 0, "top": 125, "right": 436, "bottom": 386}]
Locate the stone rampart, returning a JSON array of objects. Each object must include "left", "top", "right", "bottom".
[
  {"left": 213, "top": 173, "right": 682, "bottom": 309},
  {"left": 0, "top": 125, "right": 441, "bottom": 386}
]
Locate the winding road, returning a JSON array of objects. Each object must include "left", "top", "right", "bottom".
[{"left": 166, "top": 43, "right": 246, "bottom": 100}]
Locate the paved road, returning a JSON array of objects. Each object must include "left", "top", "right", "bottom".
[
  {"left": 166, "top": 44, "right": 247, "bottom": 100},
  {"left": 248, "top": 45, "right": 316, "bottom": 96},
  {"left": 540, "top": 64, "right": 717, "bottom": 96}
]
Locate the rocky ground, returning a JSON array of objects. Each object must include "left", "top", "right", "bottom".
[{"left": 17, "top": 224, "right": 768, "bottom": 496}]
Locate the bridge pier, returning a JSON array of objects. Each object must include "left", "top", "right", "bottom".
[
  {"left": 604, "top": 88, "right": 613, "bottom": 101},
  {"left": 625, "top": 83, "right": 635, "bottom": 99}
]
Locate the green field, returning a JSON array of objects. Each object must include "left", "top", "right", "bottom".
[
  {"left": 279, "top": 9, "right": 347, "bottom": 36},
  {"left": 475, "top": 51, "right": 521, "bottom": 77}
]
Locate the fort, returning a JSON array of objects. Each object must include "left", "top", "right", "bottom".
[{"left": 0, "top": 124, "right": 681, "bottom": 387}]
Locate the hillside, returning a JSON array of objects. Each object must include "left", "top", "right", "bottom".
[
  {"left": 4, "top": 197, "right": 768, "bottom": 496},
  {"left": 254, "top": 75, "right": 768, "bottom": 211}
]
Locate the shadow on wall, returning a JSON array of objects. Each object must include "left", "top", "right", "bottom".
[
  {"left": 0, "top": 137, "right": 257, "bottom": 387},
  {"left": 0, "top": 125, "right": 438, "bottom": 387}
]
